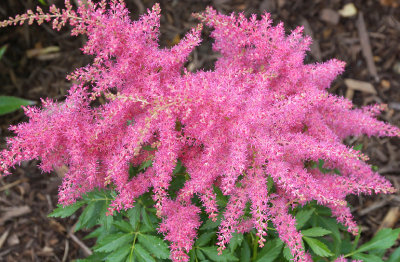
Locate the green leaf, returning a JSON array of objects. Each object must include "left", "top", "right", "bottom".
[
  {"left": 282, "top": 246, "right": 293, "bottom": 261},
  {"left": 303, "top": 237, "right": 333, "bottom": 257},
  {"left": 240, "top": 239, "right": 251, "bottom": 262},
  {"left": 353, "top": 144, "right": 363, "bottom": 151},
  {"left": 201, "top": 246, "right": 239, "bottom": 262},
  {"left": 387, "top": 246, "right": 400, "bottom": 262},
  {"left": 196, "top": 232, "right": 215, "bottom": 247},
  {"left": 317, "top": 217, "right": 341, "bottom": 241},
  {"left": 139, "top": 160, "right": 152, "bottom": 171},
  {"left": 256, "top": 238, "right": 284, "bottom": 262},
  {"left": 0, "top": 96, "right": 36, "bottom": 115},
  {"left": 141, "top": 206, "right": 153, "bottom": 230},
  {"left": 75, "top": 200, "right": 104, "bottom": 230},
  {"left": 95, "top": 233, "right": 134, "bottom": 253},
  {"left": 0, "top": 45, "right": 8, "bottom": 60},
  {"left": 114, "top": 220, "right": 134, "bottom": 233},
  {"left": 134, "top": 243, "right": 156, "bottom": 262},
  {"left": 76, "top": 252, "right": 108, "bottom": 262},
  {"left": 106, "top": 244, "right": 132, "bottom": 262},
  {"left": 196, "top": 249, "right": 206, "bottom": 260},
  {"left": 295, "top": 208, "right": 314, "bottom": 229},
  {"left": 228, "top": 233, "right": 243, "bottom": 252},
  {"left": 98, "top": 197, "right": 113, "bottom": 230},
  {"left": 352, "top": 253, "right": 383, "bottom": 262},
  {"left": 137, "top": 234, "right": 170, "bottom": 259},
  {"left": 200, "top": 216, "right": 221, "bottom": 230},
  {"left": 84, "top": 227, "right": 104, "bottom": 240},
  {"left": 356, "top": 228, "right": 400, "bottom": 253},
  {"left": 48, "top": 201, "right": 84, "bottom": 218},
  {"left": 301, "top": 227, "right": 331, "bottom": 237},
  {"left": 127, "top": 205, "right": 141, "bottom": 230}
]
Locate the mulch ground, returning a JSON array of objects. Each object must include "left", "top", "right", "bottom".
[{"left": 0, "top": 0, "right": 400, "bottom": 261}]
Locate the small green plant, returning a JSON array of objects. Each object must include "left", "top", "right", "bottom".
[{"left": 49, "top": 159, "right": 400, "bottom": 262}]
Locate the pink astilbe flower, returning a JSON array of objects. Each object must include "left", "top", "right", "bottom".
[{"left": 1, "top": 1, "right": 399, "bottom": 261}]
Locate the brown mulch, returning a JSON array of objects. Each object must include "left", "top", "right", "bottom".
[{"left": 0, "top": 0, "right": 400, "bottom": 261}]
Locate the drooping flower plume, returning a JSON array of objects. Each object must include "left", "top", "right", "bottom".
[{"left": 1, "top": 1, "right": 399, "bottom": 261}]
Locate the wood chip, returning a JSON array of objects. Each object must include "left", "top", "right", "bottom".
[
  {"left": 26, "top": 46, "right": 60, "bottom": 59},
  {"left": 358, "top": 199, "right": 388, "bottom": 216},
  {"left": 260, "top": 0, "right": 276, "bottom": 12},
  {"left": 393, "top": 61, "right": 400, "bottom": 75},
  {"left": 68, "top": 232, "right": 92, "bottom": 257},
  {"left": 0, "top": 228, "right": 10, "bottom": 249},
  {"left": 380, "top": 0, "right": 400, "bottom": 8},
  {"left": 300, "top": 18, "right": 322, "bottom": 61},
  {"left": 339, "top": 3, "right": 357, "bottom": 17},
  {"left": 344, "top": 79, "right": 377, "bottom": 94},
  {"left": 356, "top": 12, "right": 379, "bottom": 81},
  {"left": 7, "top": 233, "right": 19, "bottom": 246},
  {"left": 0, "top": 206, "right": 32, "bottom": 225},
  {"left": 380, "top": 79, "right": 391, "bottom": 90},
  {"left": 319, "top": 9, "right": 340, "bottom": 25},
  {"left": 377, "top": 207, "right": 400, "bottom": 231},
  {"left": 0, "top": 179, "right": 28, "bottom": 192}
]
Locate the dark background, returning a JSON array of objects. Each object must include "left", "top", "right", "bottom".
[{"left": 0, "top": 0, "right": 400, "bottom": 261}]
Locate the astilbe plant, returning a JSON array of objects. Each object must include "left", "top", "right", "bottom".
[{"left": 1, "top": 1, "right": 399, "bottom": 261}]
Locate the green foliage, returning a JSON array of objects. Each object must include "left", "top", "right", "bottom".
[
  {"left": 0, "top": 45, "right": 8, "bottom": 60},
  {"left": 0, "top": 96, "right": 36, "bottom": 115},
  {"left": 49, "top": 160, "right": 400, "bottom": 261}
]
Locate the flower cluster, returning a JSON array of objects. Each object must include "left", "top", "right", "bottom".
[{"left": 1, "top": 1, "right": 399, "bottom": 261}]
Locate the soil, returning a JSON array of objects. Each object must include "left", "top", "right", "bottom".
[{"left": 0, "top": 0, "right": 400, "bottom": 261}]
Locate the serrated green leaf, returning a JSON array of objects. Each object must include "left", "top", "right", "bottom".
[
  {"left": 240, "top": 238, "right": 251, "bottom": 262},
  {"left": 0, "top": 96, "right": 36, "bottom": 115},
  {"left": 200, "top": 216, "right": 221, "bottom": 230},
  {"left": 141, "top": 206, "right": 153, "bottom": 230},
  {"left": 95, "top": 233, "right": 134, "bottom": 253},
  {"left": 256, "top": 238, "right": 284, "bottom": 262},
  {"left": 127, "top": 205, "right": 141, "bottom": 230},
  {"left": 76, "top": 252, "right": 108, "bottom": 262},
  {"left": 283, "top": 246, "right": 293, "bottom": 261},
  {"left": 0, "top": 45, "right": 8, "bottom": 60},
  {"left": 113, "top": 220, "right": 133, "bottom": 233},
  {"left": 387, "top": 246, "right": 400, "bottom": 262},
  {"left": 201, "top": 246, "right": 239, "bottom": 262},
  {"left": 75, "top": 200, "right": 104, "bottom": 231},
  {"left": 48, "top": 201, "right": 84, "bottom": 218},
  {"left": 356, "top": 228, "right": 400, "bottom": 254},
  {"left": 138, "top": 234, "right": 170, "bottom": 259},
  {"left": 228, "top": 233, "right": 243, "bottom": 252},
  {"left": 189, "top": 249, "right": 195, "bottom": 262},
  {"left": 84, "top": 227, "right": 104, "bottom": 240},
  {"left": 197, "top": 249, "right": 206, "bottom": 260},
  {"left": 301, "top": 227, "right": 331, "bottom": 237},
  {"left": 295, "top": 208, "right": 314, "bottom": 229},
  {"left": 317, "top": 217, "right": 341, "bottom": 242},
  {"left": 98, "top": 200, "right": 113, "bottom": 230},
  {"left": 369, "top": 248, "right": 386, "bottom": 258},
  {"left": 352, "top": 252, "right": 383, "bottom": 262},
  {"left": 303, "top": 237, "right": 333, "bottom": 257},
  {"left": 139, "top": 160, "right": 152, "bottom": 171},
  {"left": 196, "top": 232, "right": 215, "bottom": 247},
  {"left": 106, "top": 244, "right": 132, "bottom": 262},
  {"left": 353, "top": 144, "right": 363, "bottom": 151},
  {"left": 133, "top": 243, "right": 156, "bottom": 262}
]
